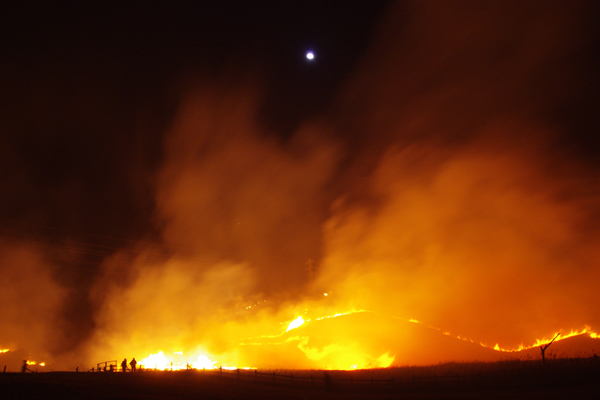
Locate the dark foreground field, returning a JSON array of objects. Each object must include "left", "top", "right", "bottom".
[{"left": 2, "top": 359, "right": 599, "bottom": 400}]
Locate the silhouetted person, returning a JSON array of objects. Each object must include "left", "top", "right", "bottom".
[
  {"left": 109, "top": 364, "right": 114, "bottom": 372},
  {"left": 121, "top": 358, "right": 128, "bottom": 372},
  {"left": 21, "top": 360, "right": 28, "bottom": 373},
  {"left": 130, "top": 358, "right": 137, "bottom": 372}
]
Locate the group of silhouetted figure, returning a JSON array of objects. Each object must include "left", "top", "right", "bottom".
[
  {"left": 89, "top": 358, "right": 138, "bottom": 373},
  {"left": 120, "top": 358, "right": 137, "bottom": 372}
]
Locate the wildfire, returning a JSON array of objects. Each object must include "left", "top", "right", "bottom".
[
  {"left": 286, "top": 316, "right": 305, "bottom": 332},
  {"left": 1, "top": 349, "right": 9, "bottom": 353},
  {"left": 401, "top": 313, "right": 600, "bottom": 355},
  {"left": 139, "top": 351, "right": 235, "bottom": 371},
  {"left": 98, "top": 307, "right": 599, "bottom": 372},
  {"left": 490, "top": 326, "right": 600, "bottom": 353},
  {"left": 280, "top": 310, "right": 396, "bottom": 369},
  {"left": 284, "top": 310, "right": 369, "bottom": 333}
]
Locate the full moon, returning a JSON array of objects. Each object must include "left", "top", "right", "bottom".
[{"left": 306, "top": 51, "right": 314, "bottom": 60}]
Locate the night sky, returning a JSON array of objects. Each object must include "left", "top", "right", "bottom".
[
  {"left": 1, "top": 1, "right": 388, "bottom": 239},
  {"left": 2, "top": 1, "right": 600, "bottom": 369}
]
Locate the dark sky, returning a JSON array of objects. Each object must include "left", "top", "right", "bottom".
[{"left": 0, "top": 1, "right": 389, "bottom": 239}]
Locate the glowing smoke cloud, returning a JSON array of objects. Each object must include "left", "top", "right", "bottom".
[
  {"left": 318, "top": 0, "right": 600, "bottom": 350},
  {"left": 0, "top": 243, "right": 67, "bottom": 370},
  {"left": 83, "top": 1, "right": 600, "bottom": 368}
]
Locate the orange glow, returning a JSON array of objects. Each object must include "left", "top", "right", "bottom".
[
  {"left": 408, "top": 316, "right": 600, "bottom": 354},
  {"left": 140, "top": 351, "right": 174, "bottom": 370},
  {"left": 286, "top": 316, "right": 305, "bottom": 332},
  {"left": 315, "top": 310, "right": 368, "bottom": 321},
  {"left": 296, "top": 336, "right": 395, "bottom": 370},
  {"left": 87, "top": 289, "right": 600, "bottom": 372},
  {"left": 2, "top": 3, "right": 600, "bottom": 375},
  {"left": 128, "top": 310, "right": 394, "bottom": 371},
  {"left": 83, "top": 34, "right": 600, "bottom": 368},
  {"left": 492, "top": 327, "right": 600, "bottom": 353},
  {"left": 139, "top": 350, "right": 224, "bottom": 370}
]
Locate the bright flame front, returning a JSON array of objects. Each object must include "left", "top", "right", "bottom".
[{"left": 139, "top": 351, "right": 222, "bottom": 371}]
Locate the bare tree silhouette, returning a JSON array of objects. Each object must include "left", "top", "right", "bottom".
[{"left": 540, "top": 332, "right": 561, "bottom": 364}]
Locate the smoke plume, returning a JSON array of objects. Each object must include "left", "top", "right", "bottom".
[
  {"left": 81, "top": 1, "right": 600, "bottom": 367},
  {"left": 317, "top": 0, "right": 600, "bottom": 349},
  {"left": 0, "top": 243, "right": 67, "bottom": 369}
]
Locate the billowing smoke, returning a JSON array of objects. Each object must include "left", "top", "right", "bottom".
[
  {"left": 318, "top": 132, "right": 600, "bottom": 350},
  {"left": 84, "top": 81, "right": 341, "bottom": 367},
  {"left": 0, "top": 242, "right": 67, "bottom": 369},
  {"left": 155, "top": 82, "right": 339, "bottom": 294},
  {"left": 81, "top": 1, "right": 600, "bottom": 367},
  {"left": 316, "top": 0, "right": 600, "bottom": 350}
]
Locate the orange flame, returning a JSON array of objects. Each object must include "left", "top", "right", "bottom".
[
  {"left": 138, "top": 310, "right": 599, "bottom": 371},
  {"left": 286, "top": 316, "right": 305, "bottom": 332},
  {"left": 423, "top": 322, "right": 600, "bottom": 353},
  {"left": 373, "top": 315, "right": 599, "bottom": 357},
  {"left": 139, "top": 350, "right": 240, "bottom": 371},
  {"left": 494, "top": 326, "right": 600, "bottom": 353}
]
